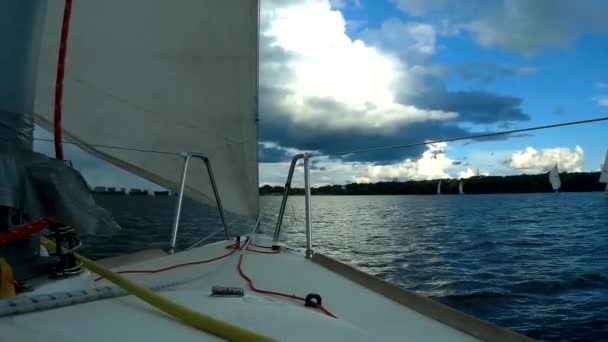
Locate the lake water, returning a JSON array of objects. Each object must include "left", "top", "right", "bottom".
[{"left": 86, "top": 193, "right": 608, "bottom": 341}]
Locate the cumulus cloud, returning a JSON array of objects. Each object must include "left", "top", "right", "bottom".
[
  {"left": 259, "top": 142, "right": 481, "bottom": 186},
  {"left": 351, "top": 142, "right": 464, "bottom": 183},
  {"left": 458, "top": 168, "right": 476, "bottom": 179},
  {"left": 509, "top": 146, "right": 584, "bottom": 173},
  {"left": 391, "top": 0, "right": 608, "bottom": 54},
  {"left": 260, "top": 0, "right": 531, "bottom": 164},
  {"left": 359, "top": 18, "right": 437, "bottom": 62},
  {"left": 593, "top": 95, "right": 608, "bottom": 107},
  {"left": 262, "top": 1, "right": 455, "bottom": 133}
]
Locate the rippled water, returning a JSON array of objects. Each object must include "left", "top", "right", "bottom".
[{"left": 86, "top": 193, "right": 608, "bottom": 341}]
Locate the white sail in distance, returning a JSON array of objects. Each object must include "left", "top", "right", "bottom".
[
  {"left": 34, "top": 0, "right": 260, "bottom": 218},
  {"left": 549, "top": 164, "right": 561, "bottom": 191},
  {"left": 600, "top": 150, "right": 608, "bottom": 184},
  {"left": 437, "top": 180, "right": 442, "bottom": 195},
  {"left": 458, "top": 180, "right": 464, "bottom": 195}
]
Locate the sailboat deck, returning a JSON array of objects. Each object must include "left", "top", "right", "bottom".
[{"left": 2, "top": 233, "right": 530, "bottom": 341}]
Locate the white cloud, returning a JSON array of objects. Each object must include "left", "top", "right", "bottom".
[
  {"left": 351, "top": 176, "right": 372, "bottom": 183},
  {"left": 352, "top": 142, "right": 455, "bottom": 183},
  {"left": 593, "top": 95, "right": 608, "bottom": 107},
  {"left": 329, "top": 0, "right": 361, "bottom": 9},
  {"left": 509, "top": 146, "right": 584, "bottom": 173},
  {"left": 458, "top": 168, "right": 476, "bottom": 179},
  {"left": 262, "top": 0, "right": 456, "bottom": 132},
  {"left": 259, "top": 142, "right": 484, "bottom": 185},
  {"left": 360, "top": 19, "right": 437, "bottom": 59},
  {"left": 260, "top": 156, "right": 368, "bottom": 187},
  {"left": 595, "top": 82, "right": 608, "bottom": 89}
]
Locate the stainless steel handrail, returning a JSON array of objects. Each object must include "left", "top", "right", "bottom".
[
  {"left": 303, "top": 154, "right": 313, "bottom": 258},
  {"left": 273, "top": 153, "right": 314, "bottom": 258},
  {"left": 168, "top": 152, "right": 231, "bottom": 254}
]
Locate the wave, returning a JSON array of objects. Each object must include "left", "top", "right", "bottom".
[
  {"left": 509, "top": 274, "right": 608, "bottom": 295},
  {"left": 434, "top": 274, "right": 608, "bottom": 306},
  {"left": 434, "top": 291, "right": 524, "bottom": 306}
]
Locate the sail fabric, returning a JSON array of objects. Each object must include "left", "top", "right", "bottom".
[
  {"left": 458, "top": 180, "right": 464, "bottom": 194},
  {"left": 600, "top": 151, "right": 608, "bottom": 183},
  {"left": 437, "top": 180, "right": 441, "bottom": 195},
  {"left": 549, "top": 165, "right": 561, "bottom": 190},
  {"left": 34, "top": 0, "right": 260, "bottom": 218}
]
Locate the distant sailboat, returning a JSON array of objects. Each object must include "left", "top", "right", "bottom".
[
  {"left": 437, "top": 180, "right": 442, "bottom": 195},
  {"left": 600, "top": 150, "right": 608, "bottom": 193},
  {"left": 458, "top": 179, "right": 464, "bottom": 194},
  {"left": 549, "top": 164, "right": 562, "bottom": 193}
]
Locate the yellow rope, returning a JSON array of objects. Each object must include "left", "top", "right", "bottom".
[
  {"left": 0, "top": 258, "right": 16, "bottom": 298},
  {"left": 41, "top": 237, "right": 274, "bottom": 342}
]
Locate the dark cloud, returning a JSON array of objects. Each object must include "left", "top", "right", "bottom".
[
  {"left": 257, "top": 143, "right": 293, "bottom": 163},
  {"left": 392, "top": 0, "right": 608, "bottom": 54},
  {"left": 447, "top": 63, "right": 536, "bottom": 84},
  {"left": 408, "top": 89, "right": 530, "bottom": 124},
  {"left": 259, "top": 75, "right": 530, "bottom": 165},
  {"left": 260, "top": 101, "right": 474, "bottom": 164}
]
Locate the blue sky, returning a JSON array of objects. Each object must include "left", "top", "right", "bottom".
[{"left": 35, "top": 0, "right": 608, "bottom": 188}]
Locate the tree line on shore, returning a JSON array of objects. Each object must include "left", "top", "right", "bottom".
[{"left": 259, "top": 172, "right": 605, "bottom": 195}]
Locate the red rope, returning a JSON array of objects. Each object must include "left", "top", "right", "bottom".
[
  {"left": 94, "top": 238, "right": 336, "bottom": 319},
  {"left": 54, "top": 0, "right": 74, "bottom": 160},
  {"left": 0, "top": 219, "right": 52, "bottom": 245},
  {"left": 249, "top": 243, "right": 274, "bottom": 249},
  {"left": 94, "top": 239, "right": 247, "bottom": 282},
  {"left": 236, "top": 255, "right": 337, "bottom": 318},
  {"left": 245, "top": 246, "right": 280, "bottom": 254}
]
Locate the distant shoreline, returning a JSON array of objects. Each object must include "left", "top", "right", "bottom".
[
  {"left": 91, "top": 171, "right": 606, "bottom": 197},
  {"left": 261, "top": 171, "right": 605, "bottom": 196}
]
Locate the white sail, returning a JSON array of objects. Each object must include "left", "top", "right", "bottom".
[
  {"left": 437, "top": 180, "right": 442, "bottom": 195},
  {"left": 34, "top": 0, "right": 260, "bottom": 218},
  {"left": 549, "top": 164, "right": 561, "bottom": 191},
  {"left": 600, "top": 150, "right": 608, "bottom": 184},
  {"left": 458, "top": 180, "right": 464, "bottom": 194}
]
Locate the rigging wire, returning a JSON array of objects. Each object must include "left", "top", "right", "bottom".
[
  {"left": 13, "top": 115, "right": 608, "bottom": 159},
  {"left": 32, "top": 137, "right": 182, "bottom": 156},
  {"left": 185, "top": 216, "right": 243, "bottom": 251},
  {"left": 316, "top": 116, "right": 608, "bottom": 158}
]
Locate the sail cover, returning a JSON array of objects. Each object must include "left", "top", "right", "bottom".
[
  {"left": 600, "top": 150, "right": 608, "bottom": 183},
  {"left": 549, "top": 164, "right": 561, "bottom": 190},
  {"left": 34, "top": 0, "right": 260, "bottom": 218}
]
